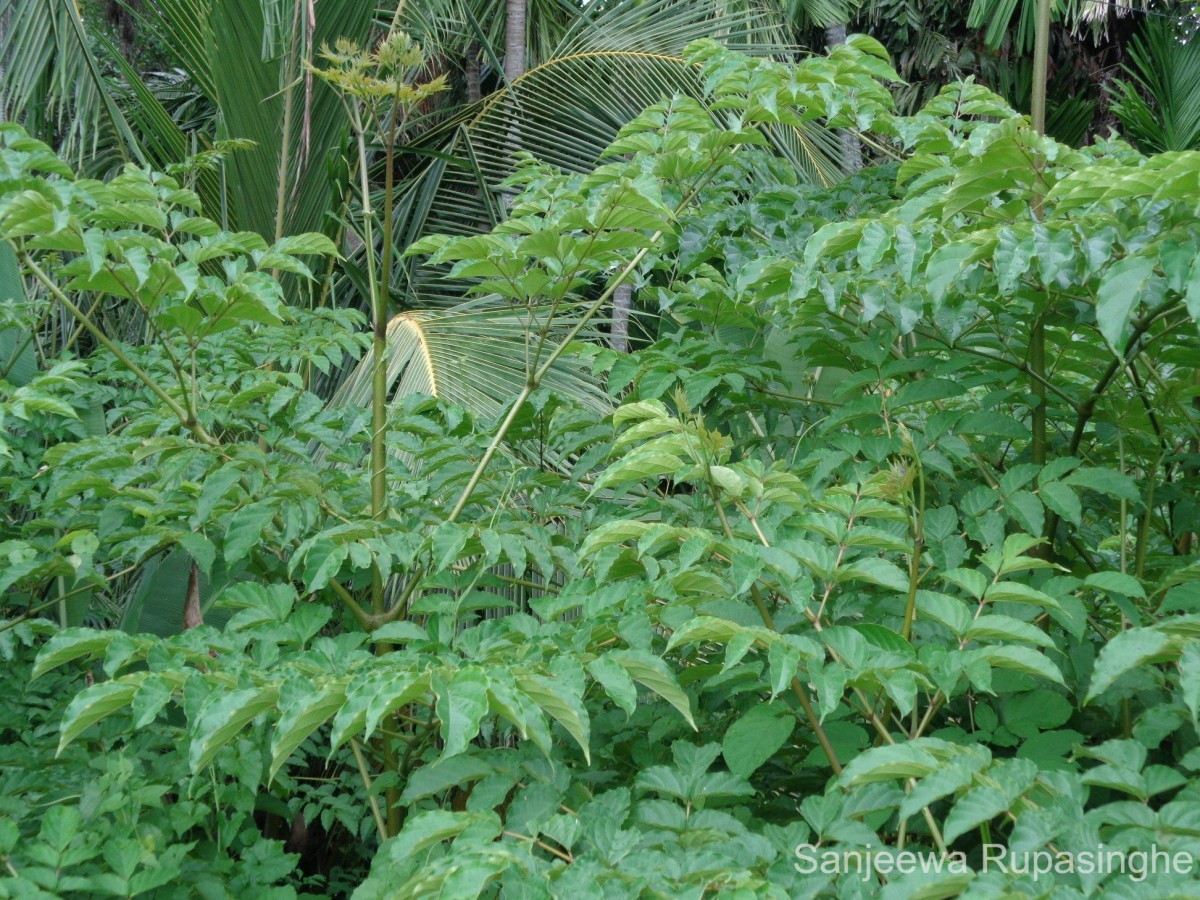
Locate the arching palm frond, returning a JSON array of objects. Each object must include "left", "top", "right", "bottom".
[
  {"left": 966, "top": 0, "right": 1143, "bottom": 53},
  {"left": 778, "top": 0, "right": 859, "bottom": 31},
  {"left": 388, "top": 0, "right": 838, "bottom": 309},
  {"left": 326, "top": 298, "right": 612, "bottom": 475},
  {"left": 139, "top": 0, "right": 374, "bottom": 239},
  {"left": 0, "top": 0, "right": 143, "bottom": 168},
  {"left": 393, "top": 0, "right": 580, "bottom": 86}
]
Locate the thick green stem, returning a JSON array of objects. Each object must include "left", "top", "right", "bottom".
[
  {"left": 329, "top": 577, "right": 374, "bottom": 630},
  {"left": 1030, "top": 0, "right": 1052, "bottom": 137},
  {"left": 371, "top": 106, "right": 402, "bottom": 621},
  {"left": 1029, "top": 0, "right": 1052, "bottom": 478},
  {"left": 350, "top": 112, "right": 387, "bottom": 615}
]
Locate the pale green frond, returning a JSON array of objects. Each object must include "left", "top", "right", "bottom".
[
  {"left": 331, "top": 298, "right": 612, "bottom": 428},
  {"left": 206, "top": 0, "right": 373, "bottom": 239},
  {"left": 134, "top": 0, "right": 218, "bottom": 101}
]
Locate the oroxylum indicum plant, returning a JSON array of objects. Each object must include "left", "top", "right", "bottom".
[{"left": 3, "top": 31, "right": 1200, "bottom": 899}]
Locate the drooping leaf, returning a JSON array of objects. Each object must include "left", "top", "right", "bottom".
[
  {"left": 189, "top": 686, "right": 280, "bottom": 772},
  {"left": 1086, "top": 629, "right": 1180, "bottom": 703},
  {"left": 57, "top": 679, "right": 139, "bottom": 753},
  {"left": 722, "top": 703, "right": 794, "bottom": 778}
]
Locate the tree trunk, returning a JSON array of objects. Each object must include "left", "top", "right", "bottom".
[
  {"left": 825, "top": 24, "right": 862, "bottom": 174},
  {"left": 183, "top": 562, "right": 204, "bottom": 630},
  {"left": 505, "top": 0, "right": 526, "bottom": 83},
  {"left": 502, "top": 0, "right": 527, "bottom": 207},
  {"left": 611, "top": 283, "right": 633, "bottom": 353},
  {"left": 105, "top": 0, "right": 140, "bottom": 63},
  {"left": 465, "top": 42, "right": 482, "bottom": 104}
]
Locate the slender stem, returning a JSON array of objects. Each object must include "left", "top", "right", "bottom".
[
  {"left": 350, "top": 740, "right": 389, "bottom": 843},
  {"left": 902, "top": 448, "right": 925, "bottom": 641},
  {"left": 20, "top": 251, "right": 218, "bottom": 447},
  {"left": 0, "top": 313, "right": 42, "bottom": 379},
  {"left": 719, "top": 479, "right": 949, "bottom": 849},
  {"left": 273, "top": 0, "right": 302, "bottom": 247},
  {"left": 447, "top": 237, "right": 657, "bottom": 525},
  {"left": 752, "top": 583, "right": 844, "bottom": 775},
  {"left": 329, "top": 577, "right": 373, "bottom": 630},
  {"left": 364, "top": 94, "right": 404, "bottom": 828},
  {"left": 1067, "top": 309, "right": 1183, "bottom": 458},
  {"left": 711, "top": 485, "right": 844, "bottom": 774},
  {"left": 381, "top": 100, "right": 401, "bottom": 290},
  {"left": 448, "top": 154, "right": 728, "bottom": 525},
  {"left": 111, "top": 264, "right": 195, "bottom": 412},
  {"left": 1134, "top": 451, "right": 1159, "bottom": 581},
  {"left": 2, "top": 564, "right": 139, "bottom": 634},
  {"left": 372, "top": 154, "right": 728, "bottom": 629},
  {"left": 1029, "top": 0, "right": 1052, "bottom": 535},
  {"left": 370, "top": 99, "right": 403, "bottom": 618},
  {"left": 503, "top": 831, "right": 573, "bottom": 863},
  {"left": 922, "top": 337, "right": 1079, "bottom": 411},
  {"left": 55, "top": 571, "right": 67, "bottom": 629},
  {"left": 1029, "top": 314, "right": 1047, "bottom": 469},
  {"left": 1042, "top": 306, "right": 1183, "bottom": 548}
]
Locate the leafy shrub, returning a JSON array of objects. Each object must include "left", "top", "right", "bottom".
[{"left": 3, "top": 33, "right": 1200, "bottom": 898}]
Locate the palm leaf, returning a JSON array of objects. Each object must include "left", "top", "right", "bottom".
[
  {"left": 205, "top": 0, "right": 372, "bottom": 239},
  {"left": 130, "top": 0, "right": 218, "bottom": 101},
  {"left": 1109, "top": 18, "right": 1200, "bottom": 153},
  {"left": 778, "top": 0, "right": 857, "bottom": 30},
  {"left": 127, "top": 0, "right": 371, "bottom": 237},
  {"left": 391, "top": 0, "right": 836, "bottom": 307},
  {"left": 119, "top": 549, "right": 235, "bottom": 636},
  {"left": 0, "top": 0, "right": 144, "bottom": 167},
  {"left": 331, "top": 297, "right": 612, "bottom": 424},
  {"left": 393, "top": 0, "right": 580, "bottom": 81}
]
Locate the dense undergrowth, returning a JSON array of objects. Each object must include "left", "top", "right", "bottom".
[{"left": 2, "top": 35, "right": 1200, "bottom": 898}]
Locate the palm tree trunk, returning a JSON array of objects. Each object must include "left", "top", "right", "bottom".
[
  {"left": 505, "top": 0, "right": 526, "bottom": 83},
  {"left": 611, "top": 283, "right": 632, "bottom": 352},
  {"left": 465, "top": 42, "right": 482, "bottom": 104},
  {"left": 502, "top": 0, "right": 527, "bottom": 207},
  {"left": 0, "top": 5, "right": 8, "bottom": 122},
  {"left": 825, "top": 24, "right": 862, "bottom": 174},
  {"left": 105, "top": 0, "right": 140, "bottom": 63}
]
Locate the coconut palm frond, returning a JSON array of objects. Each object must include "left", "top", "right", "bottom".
[
  {"left": 387, "top": 0, "right": 835, "bottom": 308},
  {"left": 331, "top": 298, "right": 612, "bottom": 424},
  {"left": 0, "top": 0, "right": 144, "bottom": 167}
]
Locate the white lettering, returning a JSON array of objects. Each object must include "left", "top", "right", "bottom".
[
  {"left": 793, "top": 843, "right": 818, "bottom": 875},
  {"left": 793, "top": 842, "right": 1192, "bottom": 884},
  {"left": 983, "top": 843, "right": 1008, "bottom": 872}
]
